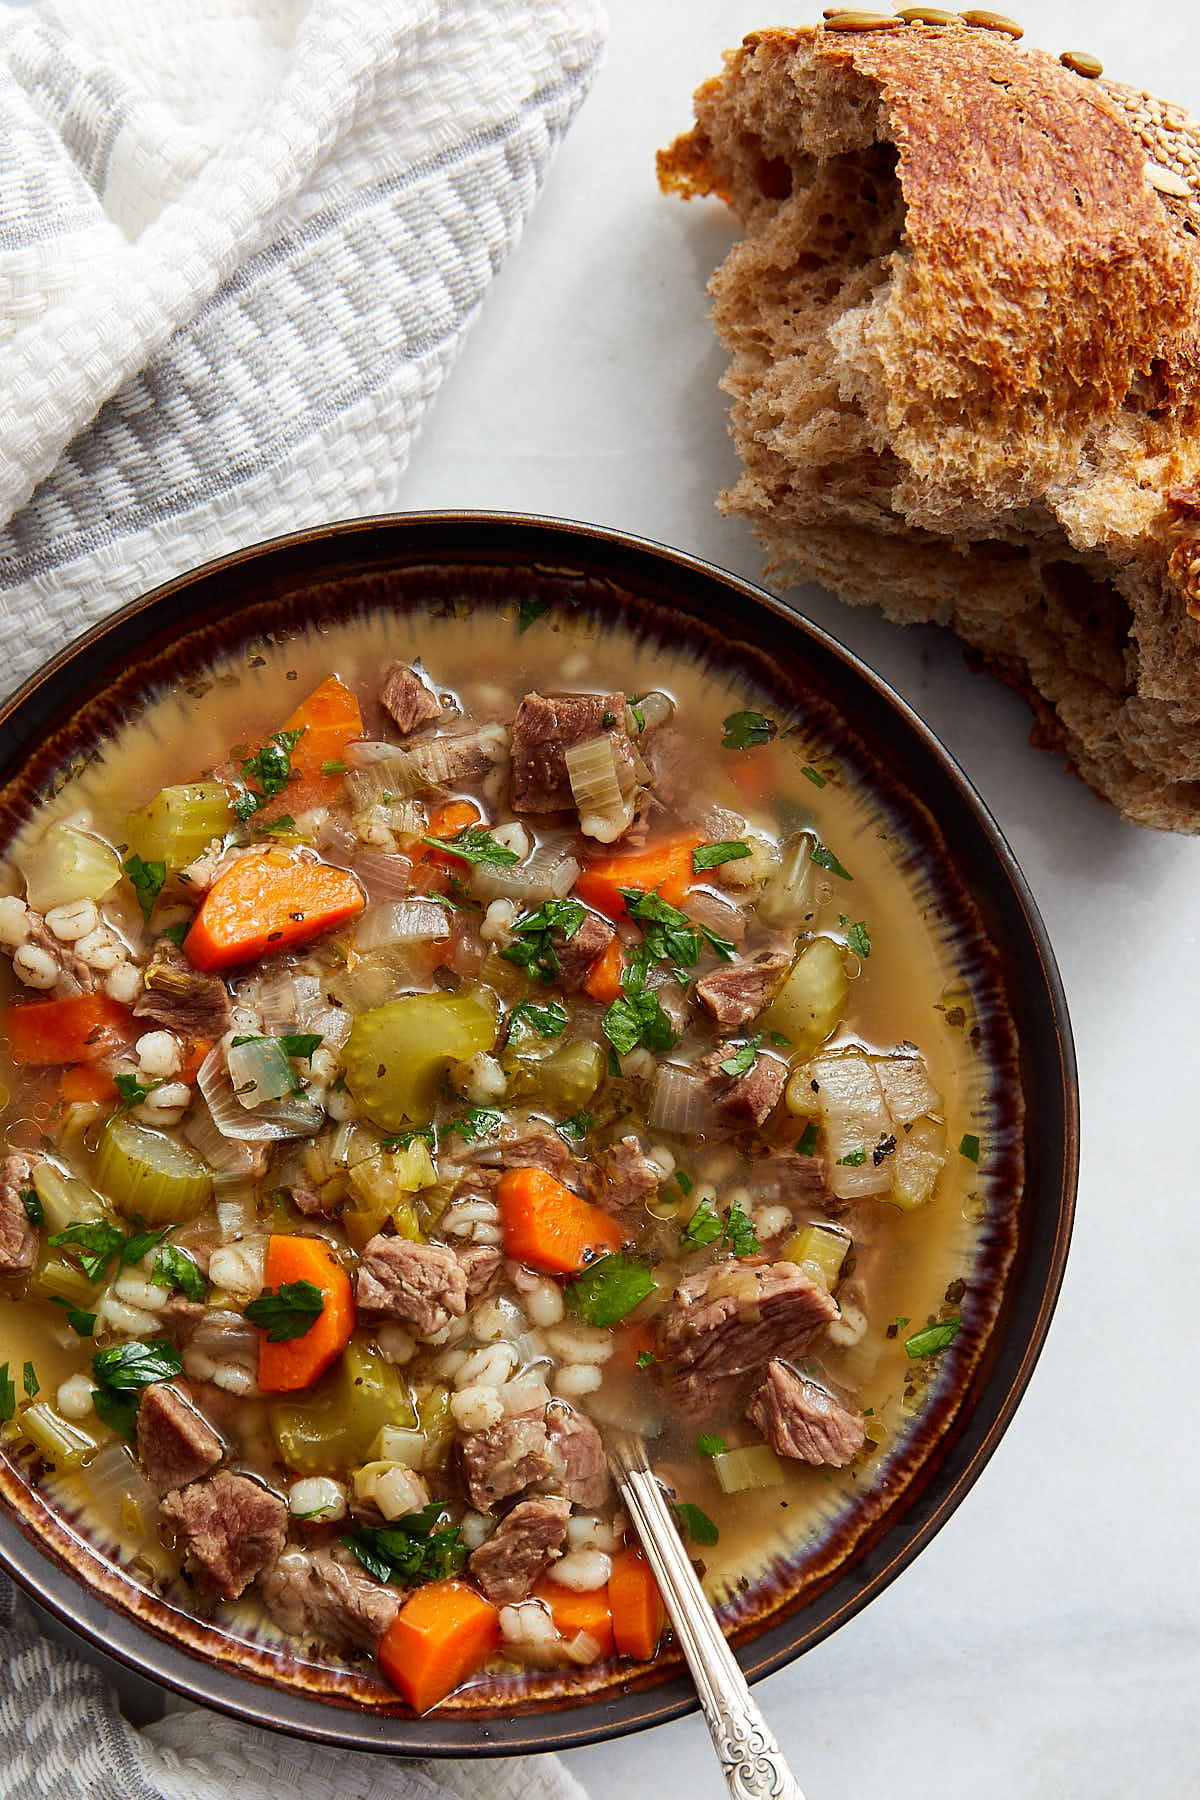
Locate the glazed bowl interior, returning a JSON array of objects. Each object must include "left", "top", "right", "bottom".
[{"left": 0, "top": 513, "right": 1077, "bottom": 1755}]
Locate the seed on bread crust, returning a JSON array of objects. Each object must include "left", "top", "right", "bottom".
[
  {"left": 960, "top": 8, "right": 1023, "bottom": 33},
  {"left": 1145, "top": 160, "right": 1192, "bottom": 198},
  {"left": 1060, "top": 49, "right": 1103, "bottom": 78},
  {"left": 895, "top": 8, "right": 964, "bottom": 21},
  {"left": 823, "top": 11, "right": 904, "bottom": 28}
]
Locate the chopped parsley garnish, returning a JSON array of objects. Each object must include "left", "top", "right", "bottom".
[
  {"left": 384, "top": 1124, "right": 439, "bottom": 1152},
  {"left": 904, "top": 1318, "right": 961, "bottom": 1358},
  {"left": 959, "top": 1133, "right": 981, "bottom": 1163},
  {"left": 118, "top": 1224, "right": 170, "bottom": 1270},
  {"left": 635, "top": 1349, "right": 657, "bottom": 1369},
  {"left": 245, "top": 1280, "right": 325, "bottom": 1342},
  {"left": 123, "top": 853, "right": 167, "bottom": 924},
  {"left": 320, "top": 759, "right": 347, "bottom": 776},
  {"left": 151, "top": 1245, "right": 207, "bottom": 1302},
  {"left": 19, "top": 1187, "right": 43, "bottom": 1227},
  {"left": 722, "top": 1202, "right": 762, "bottom": 1258},
  {"left": 92, "top": 1389, "right": 139, "bottom": 1440},
  {"left": 796, "top": 1121, "right": 820, "bottom": 1157},
  {"left": 162, "top": 921, "right": 189, "bottom": 948},
  {"left": 442, "top": 1107, "right": 503, "bottom": 1144},
  {"left": 801, "top": 765, "right": 828, "bottom": 788},
  {"left": 696, "top": 1433, "right": 728, "bottom": 1456},
  {"left": 22, "top": 1361, "right": 38, "bottom": 1399},
  {"left": 602, "top": 988, "right": 677, "bottom": 1058},
  {"left": 91, "top": 1338, "right": 183, "bottom": 1436},
  {"left": 719, "top": 1033, "right": 763, "bottom": 1079},
  {"left": 769, "top": 1031, "right": 791, "bottom": 1048},
  {"left": 556, "top": 1111, "right": 595, "bottom": 1141},
  {"left": 606, "top": 1045, "right": 622, "bottom": 1079},
  {"left": 0, "top": 1364, "right": 14, "bottom": 1423},
  {"left": 565, "top": 1252, "right": 655, "bottom": 1328},
  {"left": 113, "top": 1072, "right": 162, "bottom": 1113},
  {"left": 845, "top": 921, "right": 871, "bottom": 959},
  {"left": 278, "top": 1032, "right": 323, "bottom": 1061},
  {"left": 692, "top": 840, "right": 751, "bottom": 872},
  {"left": 628, "top": 699, "right": 646, "bottom": 734},
  {"left": 51, "top": 1298, "right": 95, "bottom": 1337},
  {"left": 679, "top": 1197, "right": 723, "bottom": 1252},
  {"left": 48, "top": 1220, "right": 128, "bottom": 1283},
  {"left": 811, "top": 844, "right": 853, "bottom": 882},
  {"left": 344, "top": 1504, "right": 466, "bottom": 1586},
  {"left": 517, "top": 598, "right": 551, "bottom": 634},
  {"left": 673, "top": 1169, "right": 694, "bottom": 1197},
  {"left": 835, "top": 1147, "right": 867, "bottom": 1167},
  {"left": 721, "top": 710, "right": 776, "bottom": 750},
  {"left": 602, "top": 710, "right": 617, "bottom": 728},
  {"left": 501, "top": 899, "right": 586, "bottom": 985},
  {"left": 418, "top": 825, "right": 519, "bottom": 868},
  {"left": 670, "top": 1502, "right": 720, "bottom": 1546},
  {"left": 233, "top": 728, "right": 304, "bottom": 821},
  {"left": 509, "top": 999, "right": 568, "bottom": 1040},
  {"left": 256, "top": 814, "right": 296, "bottom": 836}
]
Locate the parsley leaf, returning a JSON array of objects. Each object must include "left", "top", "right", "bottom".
[
  {"left": 19, "top": 1187, "right": 43, "bottom": 1227},
  {"left": 959, "top": 1133, "right": 981, "bottom": 1163},
  {"left": 696, "top": 1433, "right": 727, "bottom": 1456},
  {"left": 721, "top": 711, "right": 776, "bottom": 750},
  {"left": 835, "top": 1147, "right": 867, "bottom": 1167},
  {"left": 679, "top": 1198, "right": 723, "bottom": 1253},
  {"left": 517, "top": 598, "right": 550, "bottom": 634},
  {"left": 628, "top": 699, "right": 646, "bottom": 734},
  {"left": 692, "top": 840, "right": 751, "bottom": 872},
  {"left": 0, "top": 1363, "right": 14, "bottom": 1423},
  {"left": 635, "top": 1349, "right": 657, "bottom": 1369},
  {"left": 719, "top": 1033, "right": 763, "bottom": 1079},
  {"left": 811, "top": 844, "right": 853, "bottom": 882},
  {"left": 92, "top": 1339, "right": 183, "bottom": 1432},
  {"left": 22, "top": 1361, "right": 38, "bottom": 1399},
  {"left": 151, "top": 1245, "right": 207, "bottom": 1301},
  {"left": 234, "top": 729, "right": 303, "bottom": 820},
  {"left": 845, "top": 921, "right": 871, "bottom": 959},
  {"left": 113, "top": 1072, "right": 162, "bottom": 1113},
  {"left": 509, "top": 999, "right": 568, "bottom": 1040},
  {"left": 904, "top": 1318, "right": 961, "bottom": 1358},
  {"left": 278, "top": 1032, "right": 323, "bottom": 1061},
  {"left": 722, "top": 1203, "right": 761, "bottom": 1258},
  {"left": 419, "top": 825, "right": 519, "bottom": 868},
  {"left": 344, "top": 1504, "right": 466, "bottom": 1586},
  {"left": 48, "top": 1221, "right": 127, "bottom": 1283},
  {"left": 602, "top": 989, "right": 678, "bottom": 1058},
  {"left": 620, "top": 888, "right": 704, "bottom": 977},
  {"left": 566, "top": 1252, "right": 655, "bottom": 1327},
  {"left": 801, "top": 765, "right": 828, "bottom": 788},
  {"left": 321, "top": 759, "right": 347, "bottom": 776},
  {"left": 123, "top": 853, "right": 167, "bottom": 924},
  {"left": 383, "top": 1124, "right": 438, "bottom": 1152},
  {"left": 500, "top": 899, "right": 587, "bottom": 985},
  {"left": 556, "top": 1111, "right": 595, "bottom": 1141},
  {"left": 673, "top": 1170, "right": 693, "bottom": 1197},
  {"left": 92, "top": 1388, "right": 139, "bottom": 1440},
  {"left": 796, "top": 1121, "right": 820, "bottom": 1157},
  {"left": 118, "top": 1224, "right": 170, "bottom": 1270},
  {"left": 162, "top": 921, "right": 189, "bottom": 948},
  {"left": 601, "top": 710, "right": 617, "bottom": 728},
  {"left": 51, "top": 1297, "right": 96, "bottom": 1336},
  {"left": 443, "top": 1107, "right": 503, "bottom": 1144},
  {"left": 256, "top": 814, "right": 296, "bottom": 836},
  {"left": 670, "top": 1501, "right": 720, "bottom": 1546},
  {"left": 245, "top": 1279, "right": 325, "bottom": 1342}
]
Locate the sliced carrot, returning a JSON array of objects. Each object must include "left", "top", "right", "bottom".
[
  {"left": 608, "top": 1319, "right": 658, "bottom": 1376},
  {"left": 255, "top": 675, "right": 363, "bottom": 824},
  {"left": 582, "top": 934, "right": 625, "bottom": 1004},
  {"left": 59, "top": 1064, "right": 117, "bottom": 1105},
  {"left": 177, "top": 1037, "right": 213, "bottom": 1085},
  {"left": 379, "top": 1579, "right": 499, "bottom": 1713},
  {"left": 255, "top": 1234, "right": 355, "bottom": 1393},
  {"left": 574, "top": 831, "right": 704, "bottom": 920},
  {"left": 496, "top": 1166, "right": 625, "bottom": 1275},
  {"left": 411, "top": 799, "right": 482, "bottom": 872},
  {"left": 609, "top": 1548, "right": 665, "bottom": 1661},
  {"left": 4, "top": 994, "right": 135, "bottom": 1066},
  {"left": 726, "top": 750, "right": 774, "bottom": 807},
  {"left": 534, "top": 1578, "right": 615, "bottom": 1658},
  {"left": 184, "top": 852, "right": 365, "bottom": 971}
]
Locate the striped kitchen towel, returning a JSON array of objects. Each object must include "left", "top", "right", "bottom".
[{"left": 0, "top": 0, "right": 607, "bottom": 702}]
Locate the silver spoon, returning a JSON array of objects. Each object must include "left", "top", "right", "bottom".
[{"left": 606, "top": 1429, "right": 806, "bottom": 1800}]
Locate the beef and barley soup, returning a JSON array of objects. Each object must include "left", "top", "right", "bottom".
[{"left": 0, "top": 604, "right": 990, "bottom": 1711}]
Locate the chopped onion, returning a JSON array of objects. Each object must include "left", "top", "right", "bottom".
[
  {"left": 339, "top": 848, "right": 414, "bottom": 900},
  {"left": 648, "top": 1063, "right": 715, "bottom": 1138},
  {"left": 355, "top": 898, "right": 450, "bottom": 951},
  {"left": 346, "top": 752, "right": 427, "bottom": 809},
  {"left": 304, "top": 1002, "right": 352, "bottom": 1049},
  {"left": 684, "top": 885, "right": 748, "bottom": 943},
  {"left": 196, "top": 1044, "right": 322, "bottom": 1141},
  {"left": 227, "top": 1036, "right": 298, "bottom": 1108},
  {"left": 874, "top": 1054, "right": 940, "bottom": 1126},
  {"left": 563, "top": 1630, "right": 605, "bottom": 1666},
  {"left": 344, "top": 739, "right": 412, "bottom": 767},
  {"left": 255, "top": 969, "right": 297, "bottom": 1035},
  {"left": 757, "top": 831, "right": 820, "bottom": 929},
  {"left": 216, "top": 1188, "right": 258, "bottom": 1242},
  {"left": 472, "top": 840, "right": 581, "bottom": 905},
  {"left": 79, "top": 1440, "right": 157, "bottom": 1523},
  {"left": 565, "top": 736, "right": 634, "bottom": 843},
  {"left": 182, "top": 1103, "right": 268, "bottom": 1184}
]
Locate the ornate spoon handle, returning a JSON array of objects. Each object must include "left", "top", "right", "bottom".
[{"left": 608, "top": 1432, "right": 807, "bottom": 1800}]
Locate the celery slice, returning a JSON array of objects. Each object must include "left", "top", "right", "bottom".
[
  {"left": 31, "top": 1163, "right": 106, "bottom": 1236},
  {"left": 764, "top": 936, "right": 848, "bottom": 1059},
  {"left": 342, "top": 992, "right": 497, "bottom": 1129},
  {"left": 271, "top": 1340, "right": 415, "bottom": 1474},
  {"left": 781, "top": 1223, "right": 850, "bottom": 1290},
  {"left": 125, "top": 782, "right": 233, "bottom": 871},
  {"left": 25, "top": 1251, "right": 99, "bottom": 1307},
  {"left": 20, "top": 1402, "right": 98, "bottom": 1469},
  {"left": 890, "top": 1116, "right": 946, "bottom": 1210},
  {"left": 712, "top": 1444, "right": 784, "bottom": 1493},
  {"left": 93, "top": 1118, "right": 212, "bottom": 1224}
]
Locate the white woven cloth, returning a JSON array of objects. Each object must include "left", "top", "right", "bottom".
[
  {"left": 0, "top": 0, "right": 606, "bottom": 703},
  {"left": 0, "top": 0, "right": 604, "bottom": 1792}
]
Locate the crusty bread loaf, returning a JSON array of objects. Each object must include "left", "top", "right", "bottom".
[{"left": 658, "top": 19, "right": 1200, "bottom": 830}]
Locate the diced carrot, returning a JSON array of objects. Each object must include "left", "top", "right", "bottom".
[
  {"left": 496, "top": 1166, "right": 625, "bottom": 1275},
  {"left": 255, "top": 1234, "right": 355, "bottom": 1393},
  {"left": 4, "top": 994, "right": 135, "bottom": 1067},
  {"left": 726, "top": 750, "right": 774, "bottom": 807},
  {"left": 59, "top": 1064, "right": 117, "bottom": 1105},
  {"left": 177, "top": 1038, "right": 213, "bottom": 1085},
  {"left": 379, "top": 1579, "right": 500, "bottom": 1713},
  {"left": 255, "top": 675, "right": 363, "bottom": 824},
  {"left": 582, "top": 934, "right": 625, "bottom": 1003},
  {"left": 184, "top": 852, "right": 365, "bottom": 970},
  {"left": 574, "top": 832, "right": 704, "bottom": 920},
  {"left": 609, "top": 1548, "right": 665, "bottom": 1661},
  {"left": 411, "top": 799, "right": 482, "bottom": 872},
  {"left": 608, "top": 1319, "right": 658, "bottom": 1376},
  {"left": 534, "top": 1578, "right": 615, "bottom": 1658}
]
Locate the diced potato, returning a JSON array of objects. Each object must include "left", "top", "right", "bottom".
[
  {"left": 890, "top": 1116, "right": 946, "bottom": 1210},
  {"left": 763, "top": 936, "right": 847, "bottom": 1058},
  {"left": 874, "top": 1054, "right": 940, "bottom": 1127},
  {"left": 807, "top": 1050, "right": 892, "bottom": 1200}
]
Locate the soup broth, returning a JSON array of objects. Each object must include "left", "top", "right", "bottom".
[{"left": 0, "top": 598, "right": 1001, "bottom": 1708}]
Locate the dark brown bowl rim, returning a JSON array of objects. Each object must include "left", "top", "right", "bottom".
[{"left": 0, "top": 511, "right": 1078, "bottom": 1757}]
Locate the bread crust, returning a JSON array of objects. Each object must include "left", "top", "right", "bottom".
[{"left": 658, "top": 23, "right": 1200, "bottom": 830}]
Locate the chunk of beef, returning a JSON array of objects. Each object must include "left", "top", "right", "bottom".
[
  {"left": 262, "top": 1546, "right": 402, "bottom": 1650},
  {"left": 467, "top": 1495, "right": 570, "bottom": 1604},
  {"left": 160, "top": 1471, "right": 286, "bottom": 1601},
  {"left": 460, "top": 1410, "right": 554, "bottom": 1511},
  {"left": 510, "top": 691, "right": 635, "bottom": 813},
  {"left": 642, "top": 726, "right": 698, "bottom": 813},
  {"left": 748, "top": 1152, "right": 830, "bottom": 1209},
  {"left": 747, "top": 1359, "right": 865, "bottom": 1467},
  {"left": 660, "top": 1261, "right": 838, "bottom": 1414},
  {"left": 695, "top": 950, "right": 791, "bottom": 1035},
  {"left": 0, "top": 1150, "right": 38, "bottom": 1276},
  {"left": 158, "top": 1295, "right": 208, "bottom": 1338},
  {"left": 135, "top": 1383, "right": 223, "bottom": 1495},
  {"left": 380, "top": 661, "right": 440, "bottom": 735},
  {"left": 456, "top": 1242, "right": 505, "bottom": 1297},
  {"left": 545, "top": 1403, "right": 610, "bottom": 1508},
  {"left": 552, "top": 909, "right": 616, "bottom": 990},
  {"left": 288, "top": 1183, "right": 327, "bottom": 1216},
  {"left": 584, "top": 1135, "right": 660, "bottom": 1216},
  {"left": 695, "top": 1046, "right": 788, "bottom": 1128},
  {"left": 355, "top": 1234, "right": 468, "bottom": 1339},
  {"left": 133, "top": 939, "right": 231, "bottom": 1037}
]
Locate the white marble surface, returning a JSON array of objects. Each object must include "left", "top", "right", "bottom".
[{"left": 396, "top": 3, "right": 1199, "bottom": 1795}]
